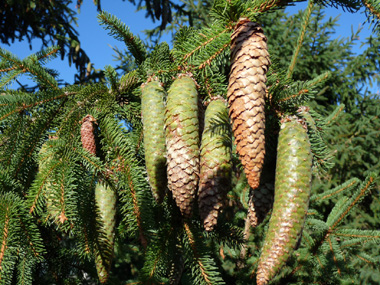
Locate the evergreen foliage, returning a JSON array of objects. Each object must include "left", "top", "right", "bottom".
[{"left": 0, "top": 0, "right": 379, "bottom": 284}]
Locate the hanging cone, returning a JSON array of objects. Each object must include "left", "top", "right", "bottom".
[
  {"left": 256, "top": 116, "right": 312, "bottom": 285},
  {"left": 165, "top": 75, "right": 199, "bottom": 219},
  {"left": 94, "top": 181, "right": 117, "bottom": 283},
  {"left": 81, "top": 114, "right": 97, "bottom": 155},
  {"left": 247, "top": 183, "right": 274, "bottom": 228},
  {"left": 198, "top": 99, "right": 232, "bottom": 231},
  {"left": 141, "top": 80, "right": 167, "bottom": 203},
  {"left": 227, "top": 18, "right": 270, "bottom": 190},
  {"left": 38, "top": 137, "right": 60, "bottom": 222}
]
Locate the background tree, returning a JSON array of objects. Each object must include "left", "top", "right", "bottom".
[
  {"left": 0, "top": 0, "right": 380, "bottom": 284},
  {"left": 1, "top": 0, "right": 210, "bottom": 83}
]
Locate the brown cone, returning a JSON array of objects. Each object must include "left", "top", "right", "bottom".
[
  {"left": 81, "top": 115, "right": 97, "bottom": 155},
  {"left": 247, "top": 183, "right": 274, "bottom": 228},
  {"left": 227, "top": 18, "right": 270, "bottom": 190}
]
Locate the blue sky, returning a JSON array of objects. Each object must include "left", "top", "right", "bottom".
[{"left": 6, "top": 1, "right": 374, "bottom": 88}]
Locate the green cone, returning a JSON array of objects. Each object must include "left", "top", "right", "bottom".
[
  {"left": 38, "top": 139, "right": 61, "bottom": 222},
  {"left": 95, "top": 181, "right": 117, "bottom": 283},
  {"left": 198, "top": 99, "right": 232, "bottom": 231},
  {"left": 141, "top": 80, "right": 167, "bottom": 203},
  {"left": 165, "top": 75, "right": 199, "bottom": 218},
  {"left": 257, "top": 116, "right": 312, "bottom": 285}
]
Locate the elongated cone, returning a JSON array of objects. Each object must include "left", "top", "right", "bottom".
[
  {"left": 247, "top": 183, "right": 274, "bottom": 228},
  {"left": 227, "top": 18, "right": 270, "bottom": 190},
  {"left": 95, "top": 181, "right": 117, "bottom": 283},
  {"left": 141, "top": 80, "right": 167, "bottom": 203},
  {"left": 165, "top": 75, "right": 199, "bottom": 218},
  {"left": 256, "top": 116, "right": 312, "bottom": 285},
  {"left": 38, "top": 138, "right": 61, "bottom": 221},
  {"left": 198, "top": 99, "right": 232, "bottom": 231},
  {"left": 81, "top": 114, "right": 97, "bottom": 155}
]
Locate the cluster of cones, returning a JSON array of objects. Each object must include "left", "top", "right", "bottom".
[{"left": 142, "top": 76, "right": 232, "bottom": 232}]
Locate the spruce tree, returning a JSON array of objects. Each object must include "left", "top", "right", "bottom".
[{"left": 0, "top": 0, "right": 379, "bottom": 284}]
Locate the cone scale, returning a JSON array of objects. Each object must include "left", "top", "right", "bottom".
[
  {"left": 227, "top": 18, "right": 270, "bottom": 190},
  {"left": 198, "top": 99, "right": 232, "bottom": 231},
  {"left": 256, "top": 116, "right": 312, "bottom": 285},
  {"left": 165, "top": 75, "right": 199, "bottom": 218},
  {"left": 141, "top": 80, "right": 167, "bottom": 203}
]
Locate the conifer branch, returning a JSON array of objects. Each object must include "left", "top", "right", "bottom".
[
  {"left": 277, "top": 88, "right": 309, "bottom": 103},
  {"left": 355, "top": 253, "right": 375, "bottom": 264},
  {"left": 328, "top": 174, "right": 375, "bottom": 230},
  {"left": 140, "top": 228, "right": 177, "bottom": 283},
  {"left": 58, "top": 172, "right": 68, "bottom": 224},
  {"left": 82, "top": 226, "right": 92, "bottom": 256},
  {"left": 275, "top": 73, "right": 329, "bottom": 107},
  {"left": 327, "top": 236, "right": 342, "bottom": 275},
  {"left": 311, "top": 178, "right": 360, "bottom": 202},
  {"left": 17, "top": 254, "right": 33, "bottom": 285},
  {"left": 173, "top": 24, "right": 231, "bottom": 70},
  {"left": 55, "top": 87, "right": 105, "bottom": 137},
  {"left": 183, "top": 28, "right": 230, "bottom": 62},
  {"left": 287, "top": 0, "right": 314, "bottom": 79},
  {"left": 182, "top": 222, "right": 225, "bottom": 284},
  {"left": 2, "top": 115, "right": 23, "bottom": 167},
  {"left": 122, "top": 162, "right": 148, "bottom": 249},
  {"left": 0, "top": 47, "right": 23, "bottom": 70},
  {"left": 29, "top": 161, "right": 61, "bottom": 214},
  {"left": 0, "top": 70, "right": 23, "bottom": 88},
  {"left": 199, "top": 42, "right": 230, "bottom": 69},
  {"left": 119, "top": 70, "right": 139, "bottom": 92},
  {"left": 325, "top": 104, "right": 345, "bottom": 125},
  {"left": 76, "top": 149, "right": 106, "bottom": 177},
  {"left": 19, "top": 220, "right": 42, "bottom": 259},
  {"left": 334, "top": 229, "right": 380, "bottom": 239},
  {"left": 147, "top": 251, "right": 161, "bottom": 280},
  {"left": 0, "top": 66, "right": 16, "bottom": 73},
  {"left": 97, "top": 11, "right": 147, "bottom": 65},
  {"left": 362, "top": 0, "right": 380, "bottom": 20},
  {"left": 104, "top": 65, "right": 118, "bottom": 93},
  {"left": 251, "top": 0, "right": 296, "bottom": 13},
  {"left": 309, "top": 71, "right": 331, "bottom": 87},
  {"left": 184, "top": 222, "right": 213, "bottom": 285},
  {"left": 298, "top": 106, "right": 334, "bottom": 171},
  {"left": 0, "top": 46, "right": 58, "bottom": 88},
  {"left": 0, "top": 206, "right": 10, "bottom": 271},
  {"left": 0, "top": 92, "right": 69, "bottom": 121},
  {"left": 341, "top": 238, "right": 373, "bottom": 249},
  {"left": 33, "top": 46, "right": 60, "bottom": 65},
  {"left": 21, "top": 59, "right": 59, "bottom": 89}
]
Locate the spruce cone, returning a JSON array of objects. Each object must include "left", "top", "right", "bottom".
[
  {"left": 95, "top": 181, "right": 117, "bottom": 283},
  {"left": 198, "top": 99, "right": 232, "bottom": 231},
  {"left": 81, "top": 114, "right": 97, "bottom": 155},
  {"left": 256, "top": 117, "right": 312, "bottom": 285},
  {"left": 39, "top": 138, "right": 61, "bottom": 222},
  {"left": 227, "top": 18, "right": 270, "bottom": 190},
  {"left": 141, "top": 80, "right": 167, "bottom": 203},
  {"left": 165, "top": 75, "right": 199, "bottom": 218},
  {"left": 247, "top": 183, "right": 274, "bottom": 228}
]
